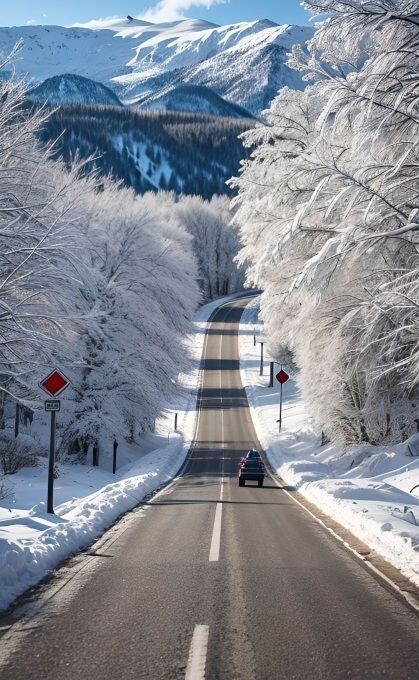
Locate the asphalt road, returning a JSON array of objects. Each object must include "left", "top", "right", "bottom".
[{"left": 0, "top": 297, "right": 418, "bottom": 679}]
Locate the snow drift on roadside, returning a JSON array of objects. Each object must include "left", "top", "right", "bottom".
[
  {"left": 239, "top": 299, "right": 419, "bottom": 586},
  {"left": 0, "top": 294, "right": 236, "bottom": 612}
]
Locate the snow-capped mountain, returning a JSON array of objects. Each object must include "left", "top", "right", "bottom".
[
  {"left": 27, "top": 74, "right": 122, "bottom": 107},
  {"left": 137, "top": 85, "right": 254, "bottom": 118},
  {"left": 0, "top": 17, "right": 313, "bottom": 115}
]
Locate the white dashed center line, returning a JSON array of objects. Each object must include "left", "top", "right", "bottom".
[
  {"left": 209, "top": 502, "right": 223, "bottom": 562},
  {"left": 185, "top": 624, "right": 210, "bottom": 680}
]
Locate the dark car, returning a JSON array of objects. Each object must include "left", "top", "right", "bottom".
[
  {"left": 238, "top": 450, "right": 265, "bottom": 487},
  {"left": 239, "top": 448, "right": 264, "bottom": 467}
]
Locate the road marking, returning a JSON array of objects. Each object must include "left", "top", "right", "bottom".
[
  {"left": 219, "top": 305, "right": 226, "bottom": 449},
  {"left": 209, "top": 502, "right": 223, "bottom": 562},
  {"left": 238, "top": 299, "right": 419, "bottom": 614},
  {"left": 185, "top": 624, "right": 209, "bottom": 680},
  {"left": 267, "top": 469, "right": 419, "bottom": 612},
  {"left": 219, "top": 309, "right": 226, "bottom": 498}
]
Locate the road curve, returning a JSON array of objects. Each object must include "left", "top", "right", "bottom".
[{"left": 0, "top": 297, "right": 418, "bottom": 680}]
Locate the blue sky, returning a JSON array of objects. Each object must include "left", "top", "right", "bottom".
[{"left": 2, "top": 1, "right": 312, "bottom": 28}]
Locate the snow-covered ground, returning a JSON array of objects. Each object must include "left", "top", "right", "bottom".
[
  {"left": 0, "top": 19, "right": 312, "bottom": 114},
  {"left": 0, "top": 295, "right": 236, "bottom": 613},
  {"left": 240, "top": 299, "right": 419, "bottom": 586}
]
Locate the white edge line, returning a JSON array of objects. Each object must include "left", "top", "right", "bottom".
[
  {"left": 0, "top": 298, "right": 250, "bottom": 667},
  {"left": 269, "top": 470, "right": 419, "bottom": 612},
  {"left": 0, "top": 305, "right": 221, "bottom": 656},
  {"left": 239, "top": 299, "right": 419, "bottom": 614},
  {"left": 185, "top": 624, "right": 209, "bottom": 680}
]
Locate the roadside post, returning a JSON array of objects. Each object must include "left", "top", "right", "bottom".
[
  {"left": 269, "top": 361, "right": 274, "bottom": 388},
  {"left": 14, "top": 403, "right": 19, "bottom": 438},
  {"left": 275, "top": 367, "right": 290, "bottom": 432},
  {"left": 174, "top": 413, "right": 178, "bottom": 431},
  {"left": 253, "top": 335, "right": 256, "bottom": 347},
  {"left": 93, "top": 442, "right": 99, "bottom": 467},
  {"left": 40, "top": 369, "right": 71, "bottom": 514},
  {"left": 113, "top": 441, "right": 118, "bottom": 475},
  {"left": 258, "top": 340, "right": 264, "bottom": 375}
]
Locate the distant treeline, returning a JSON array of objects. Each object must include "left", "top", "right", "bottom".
[{"left": 36, "top": 104, "right": 255, "bottom": 198}]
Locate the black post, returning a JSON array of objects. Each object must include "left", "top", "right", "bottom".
[
  {"left": 47, "top": 410, "right": 56, "bottom": 514},
  {"left": 174, "top": 413, "right": 178, "bottom": 431},
  {"left": 259, "top": 342, "right": 264, "bottom": 376},
  {"left": 113, "top": 441, "right": 118, "bottom": 475},
  {"left": 14, "top": 403, "right": 19, "bottom": 438},
  {"left": 93, "top": 442, "right": 99, "bottom": 467},
  {"left": 253, "top": 335, "right": 256, "bottom": 347},
  {"left": 269, "top": 361, "right": 274, "bottom": 388},
  {"left": 279, "top": 382, "right": 283, "bottom": 432}
]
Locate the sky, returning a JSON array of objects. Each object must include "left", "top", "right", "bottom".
[{"left": 1, "top": 1, "right": 312, "bottom": 28}]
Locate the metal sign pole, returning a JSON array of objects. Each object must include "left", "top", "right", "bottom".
[
  {"left": 279, "top": 382, "right": 283, "bottom": 432},
  {"left": 47, "top": 410, "right": 56, "bottom": 514},
  {"left": 40, "top": 368, "right": 70, "bottom": 516},
  {"left": 275, "top": 366, "right": 289, "bottom": 433}
]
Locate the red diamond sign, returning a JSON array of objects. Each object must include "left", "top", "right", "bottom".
[
  {"left": 40, "top": 369, "right": 71, "bottom": 397},
  {"left": 276, "top": 369, "right": 290, "bottom": 385}
]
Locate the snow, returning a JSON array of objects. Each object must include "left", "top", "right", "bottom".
[
  {"left": 239, "top": 299, "right": 419, "bottom": 586},
  {"left": 138, "top": 85, "right": 253, "bottom": 118},
  {"left": 28, "top": 74, "right": 123, "bottom": 107},
  {"left": 0, "top": 294, "right": 237, "bottom": 613},
  {"left": 0, "top": 26, "right": 133, "bottom": 85},
  {"left": 0, "top": 19, "right": 313, "bottom": 114}
]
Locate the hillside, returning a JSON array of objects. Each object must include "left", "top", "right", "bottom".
[
  {"left": 27, "top": 74, "right": 123, "bottom": 107},
  {"left": 38, "top": 104, "right": 254, "bottom": 198},
  {"left": 0, "top": 18, "right": 313, "bottom": 115},
  {"left": 136, "top": 85, "right": 254, "bottom": 118}
]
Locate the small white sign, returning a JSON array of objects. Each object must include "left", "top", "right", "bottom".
[{"left": 45, "top": 399, "right": 60, "bottom": 412}]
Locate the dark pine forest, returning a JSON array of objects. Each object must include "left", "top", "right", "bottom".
[{"left": 38, "top": 104, "right": 255, "bottom": 198}]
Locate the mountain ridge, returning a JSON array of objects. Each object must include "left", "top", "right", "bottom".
[
  {"left": 0, "top": 18, "right": 313, "bottom": 115},
  {"left": 135, "top": 84, "right": 255, "bottom": 118}
]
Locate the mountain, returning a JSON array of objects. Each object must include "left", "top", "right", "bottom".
[
  {"left": 37, "top": 104, "right": 254, "bottom": 198},
  {"left": 136, "top": 85, "right": 254, "bottom": 118},
  {"left": 0, "top": 18, "right": 314, "bottom": 115},
  {"left": 115, "top": 20, "right": 313, "bottom": 115},
  {"left": 27, "top": 74, "right": 123, "bottom": 107}
]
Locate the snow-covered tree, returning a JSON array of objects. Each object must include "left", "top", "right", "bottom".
[
  {"left": 0, "top": 67, "right": 90, "bottom": 409},
  {"left": 63, "top": 185, "right": 199, "bottom": 452},
  {"left": 175, "top": 194, "right": 244, "bottom": 302},
  {"left": 231, "top": 0, "right": 418, "bottom": 444},
  {"left": 0, "top": 65, "right": 201, "bottom": 456}
]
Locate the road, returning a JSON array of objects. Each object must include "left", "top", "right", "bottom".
[{"left": 0, "top": 297, "right": 418, "bottom": 679}]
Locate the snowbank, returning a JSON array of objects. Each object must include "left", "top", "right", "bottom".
[
  {"left": 239, "top": 299, "right": 419, "bottom": 586},
  {"left": 0, "top": 294, "right": 235, "bottom": 612}
]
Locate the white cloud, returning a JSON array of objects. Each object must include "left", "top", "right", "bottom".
[
  {"left": 70, "top": 16, "right": 123, "bottom": 29},
  {"left": 139, "top": 0, "right": 228, "bottom": 23},
  {"left": 26, "top": 20, "right": 37, "bottom": 26}
]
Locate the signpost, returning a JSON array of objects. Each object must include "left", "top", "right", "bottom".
[
  {"left": 40, "top": 369, "right": 71, "bottom": 514},
  {"left": 276, "top": 368, "right": 289, "bottom": 432}
]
